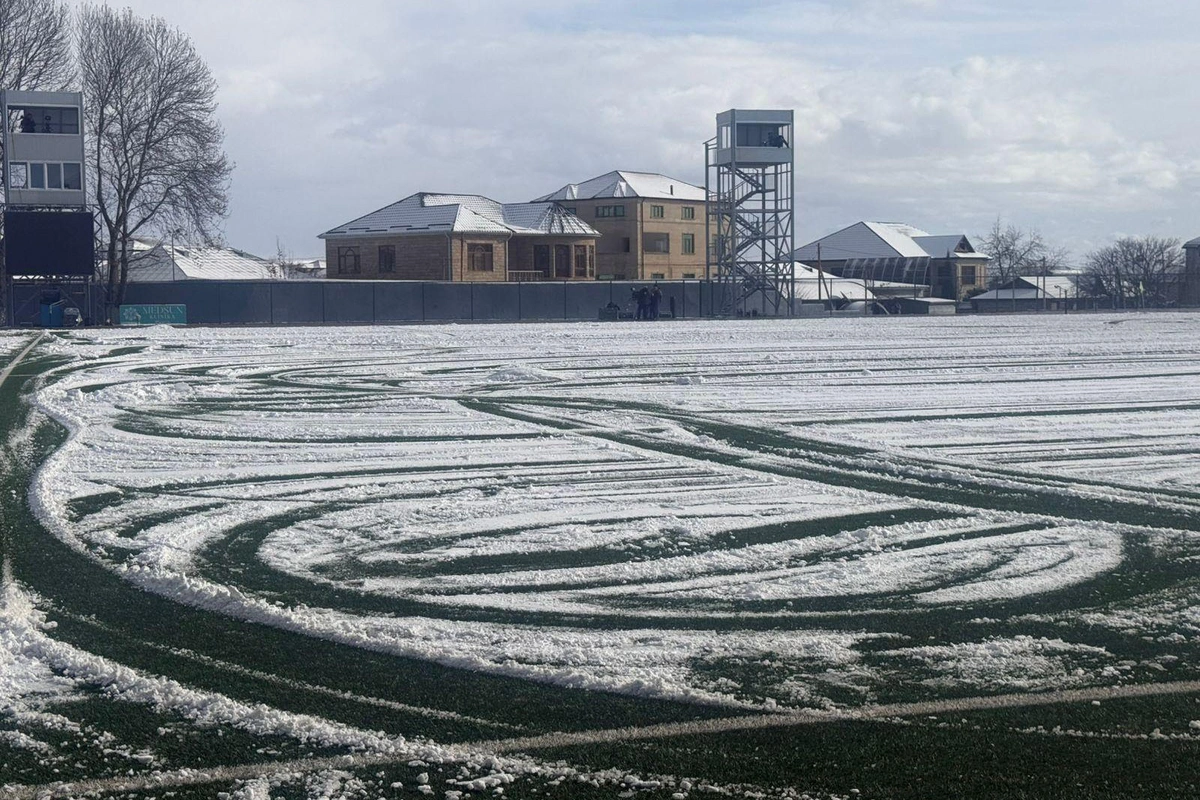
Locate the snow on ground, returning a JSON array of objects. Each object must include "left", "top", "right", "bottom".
[{"left": 18, "top": 314, "right": 1200, "bottom": 712}]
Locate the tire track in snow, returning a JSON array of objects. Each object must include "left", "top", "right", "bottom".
[{"left": 10, "top": 679, "right": 1200, "bottom": 799}]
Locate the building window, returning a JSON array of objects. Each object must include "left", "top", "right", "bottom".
[
  {"left": 643, "top": 233, "right": 670, "bottom": 254},
  {"left": 622, "top": 237, "right": 631, "bottom": 253},
  {"left": 588, "top": 246, "right": 595, "bottom": 277},
  {"left": 63, "top": 163, "right": 82, "bottom": 190},
  {"left": 337, "top": 246, "right": 360, "bottom": 275},
  {"left": 681, "top": 233, "right": 695, "bottom": 255},
  {"left": 681, "top": 206, "right": 695, "bottom": 220},
  {"left": 564, "top": 207, "right": 577, "bottom": 215},
  {"left": 468, "top": 243, "right": 494, "bottom": 271},
  {"left": 533, "top": 244, "right": 550, "bottom": 276},
  {"left": 8, "top": 162, "right": 28, "bottom": 189},
  {"left": 960, "top": 265, "right": 977, "bottom": 285},
  {"left": 574, "top": 245, "right": 589, "bottom": 277},
  {"left": 651, "top": 273, "right": 665, "bottom": 280},
  {"left": 378, "top": 245, "right": 396, "bottom": 273},
  {"left": 555, "top": 244, "right": 571, "bottom": 278},
  {"left": 651, "top": 205, "right": 664, "bottom": 219},
  {"left": 596, "top": 205, "right": 626, "bottom": 218},
  {"left": 9, "top": 105, "right": 80, "bottom": 135},
  {"left": 682, "top": 273, "right": 696, "bottom": 279},
  {"left": 10, "top": 161, "right": 82, "bottom": 190}
]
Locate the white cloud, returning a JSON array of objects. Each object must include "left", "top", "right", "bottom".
[{"left": 64, "top": 0, "right": 1200, "bottom": 259}]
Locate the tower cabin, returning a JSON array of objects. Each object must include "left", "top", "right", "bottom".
[
  {"left": 712, "top": 109, "right": 794, "bottom": 168},
  {"left": 1, "top": 90, "right": 87, "bottom": 207}
]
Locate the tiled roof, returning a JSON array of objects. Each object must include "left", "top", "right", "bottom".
[
  {"left": 534, "top": 170, "right": 706, "bottom": 202},
  {"left": 321, "top": 193, "right": 598, "bottom": 239}
]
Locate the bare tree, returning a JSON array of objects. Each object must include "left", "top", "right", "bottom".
[
  {"left": 78, "top": 4, "right": 231, "bottom": 307},
  {"left": 0, "top": 0, "right": 72, "bottom": 93},
  {"left": 1082, "top": 236, "right": 1183, "bottom": 308},
  {"left": 978, "top": 218, "right": 1071, "bottom": 287}
]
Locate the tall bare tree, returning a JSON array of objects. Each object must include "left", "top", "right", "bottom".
[
  {"left": 978, "top": 218, "right": 1071, "bottom": 288},
  {"left": 78, "top": 4, "right": 231, "bottom": 307},
  {"left": 0, "top": 0, "right": 72, "bottom": 93},
  {"left": 1082, "top": 236, "right": 1183, "bottom": 308}
]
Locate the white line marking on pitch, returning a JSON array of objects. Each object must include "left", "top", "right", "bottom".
[
  {"left": 0, "top": 333, "right": 44, "bottom": 390},
  {"left": 9, "top": 679, "right": 1200, "bottom": 799}
]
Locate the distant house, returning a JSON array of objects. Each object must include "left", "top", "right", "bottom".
[
  {"left": 278, "top": 258, "right": 326, "bottom": 280},
  {"left": 1184, "top": 238, "right": 1200, "bottom": 307},
  {"left": 124, "top": 239, "right": 278, "bottom": 281},
  {"left": 319, "top": 193, "right": 599, "bottom": 282},
  {"left": 793, "top": 221, "right": 989, "bottom": 301},
  {"left": 534, "top": 170, "right": 707, "bottom": 281},
  {"left": 970, "top": 275, "right": 1078, "bottom": 313}
]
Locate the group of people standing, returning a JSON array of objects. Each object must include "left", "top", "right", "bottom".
[{"left": 632, "top": 285, "right": 664, "bottom": 320}]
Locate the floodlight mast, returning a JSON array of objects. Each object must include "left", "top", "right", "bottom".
[{"left": 705, "top": 109, "right": 795, "bottom": 317}]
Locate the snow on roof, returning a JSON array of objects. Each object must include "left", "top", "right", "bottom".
[
  {"left": 913, "top": 234, "right": 979, "bottom": 258},
  {"left": 534, "top": 170, "right": 706, "bottom": 202},
  {"left": 321, "top": 193, "right": 598, "bottom": 239},
  {"left": 972, "top": 287, "right": 1047, "bottom": 302},
  {"left": 794, "top": 262, "right": 876, "bottom": 301},
  {"left": 126, "top": 239, "right": 276, "bottom": 281},
  {"left": 1012, "top": 275, "right": 1077, "bottom": 298},
  {"left": 794, "top": 222, "right": 988, "bottom": 263},
  {"left": 1185, "top": 237, "right": 1200, "bottom": 248}
]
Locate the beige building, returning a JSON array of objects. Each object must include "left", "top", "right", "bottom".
[
  {"left": 534, "top": 171, "right": 707, "bottom": 281},
  {"left": 319, "top": 193, "right": 598, "bottom": 282}
]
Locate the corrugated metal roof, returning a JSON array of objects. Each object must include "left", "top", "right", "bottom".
[
  {"left": 793, "top": 262, "right": 876, "bottom": 301},
  {"left": 534, "top": 170, "right": 706, "bottom": 202},
  {"left": 321, "top": 193, "right": 598, "bottom": 238},
  {"left": 913, "top": 234, "right": 980, "bottom": 258},
  {"left": 972, "top": 287, "right": 1046, "bottom": 302},
  {"left": 1017, "top": 275, "right": 1076, "bottom": 296},
  {"left": 794, "top": 222, "right": 989, "bottom": 262},
  {"left": 125, "top": 239, "right": 277, "bottom": 281}
]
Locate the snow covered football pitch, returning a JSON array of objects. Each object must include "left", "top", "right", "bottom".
[{"left": 4, "top": 313, "right": 1200, "bottom": 799}]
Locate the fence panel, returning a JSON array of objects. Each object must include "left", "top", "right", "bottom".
[
  {"left": 322, "top": 282, "right": 376, "bottom": 324},
  {"left": 470, "top": 282, "right": 521, "bottom": 321},
  {"left": 422, "top": 283, "right": 474, "bottom": 321},
  {"left": 270, "top": 282, "right": 324, "bottom": 324}
]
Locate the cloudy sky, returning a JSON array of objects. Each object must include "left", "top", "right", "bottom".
[{"left": 74, "top": 0, "right": 1200, "bottom": 261}]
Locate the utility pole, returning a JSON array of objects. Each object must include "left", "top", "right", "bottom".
[{"left": 816, "top": 243, "right": 822, "bottom": 309}]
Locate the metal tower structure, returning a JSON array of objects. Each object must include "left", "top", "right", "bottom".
[
  {"left": 1, "top": 89, "right": 96, "bottom": 326},
  {"left": 705, "top": 109, "right": 795, "bottom": 316}
]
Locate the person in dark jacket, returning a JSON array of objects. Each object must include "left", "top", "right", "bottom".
[
  {"left": 634, "top": 287, "right": 649, "bottom": 320},
  {"left": 649, "top": 285, "right": 663, "bottom": 320}
]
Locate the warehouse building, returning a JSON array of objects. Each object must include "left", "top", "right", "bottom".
[{"left": 793, "top": 221, "right": 989, "bottom": 301}]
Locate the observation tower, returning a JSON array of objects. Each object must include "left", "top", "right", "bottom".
[{"left": 705, "top": 109, "right": 795, "bottom": 316}]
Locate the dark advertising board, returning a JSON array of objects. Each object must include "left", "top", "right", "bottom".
[{"left": 3, "top": 210, "right": 95, "bottom": 276}]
